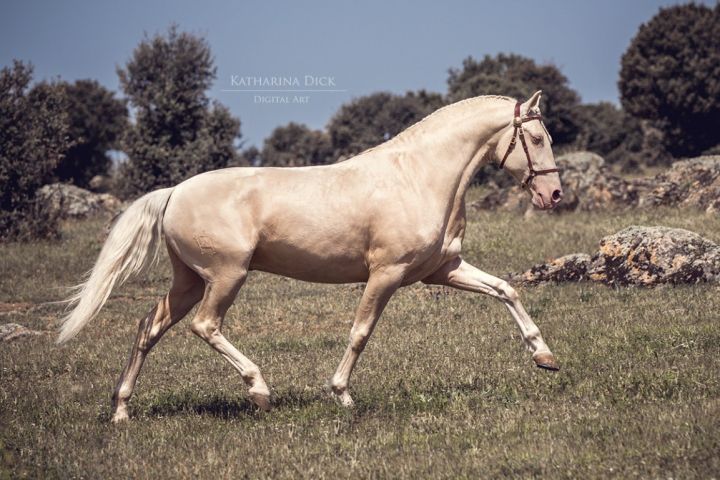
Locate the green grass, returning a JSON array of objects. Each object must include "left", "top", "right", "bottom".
[{"left": 2, "top": 194, "right": 720, "bottom": 478}]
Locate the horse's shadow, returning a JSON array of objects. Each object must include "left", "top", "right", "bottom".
[
  {"left": 140, "top": 388, "right": 328, "bottom": 419},
  {"left": 134, "top": 379, "right": 493, "bottom": 420}
]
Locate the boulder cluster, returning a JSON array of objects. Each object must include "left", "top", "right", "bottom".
[{"left": 474, "top": 153, "right": 720, "bottom": 214}]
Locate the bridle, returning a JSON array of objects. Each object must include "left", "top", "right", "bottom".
[{"left": 498, "top": 102, "right": 559, "bottom": 189}]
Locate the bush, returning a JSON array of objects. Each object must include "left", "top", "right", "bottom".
[
  {"left": 327, "top": 90, "right": 445, "bottom": 159},
  {"left": 619, "top": 4, "right": 720, "bottom": 157},
  {"left": 0, "top": 61, "right": 70, "bottom": 241},
  {"left": 116, "top": 26, "right": 241, "bottom": 198},
  {"left": 575, "top": 102, "right": 645, "bottom": 170},
  {"left": 261, "top": 123, "right": 332, "bottom": 167},
  {"left": 55, "top": 80, "right": 127, "bottom": 188}
]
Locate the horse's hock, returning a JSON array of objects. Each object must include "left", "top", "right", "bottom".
[{"left": 511, "top": 226, "right": 720, "bottom": 286}]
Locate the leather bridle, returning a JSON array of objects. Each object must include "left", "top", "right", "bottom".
[{"left": 498, "top": 102, "right": 559, "bottom": 189}]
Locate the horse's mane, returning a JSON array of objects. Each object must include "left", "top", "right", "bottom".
[{"left": 354, "top": 95, "right": 516, "bottom": 157}]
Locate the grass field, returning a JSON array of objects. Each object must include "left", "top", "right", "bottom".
[{"left": 2, "top": 193, "right": 720, "bottom": 478}]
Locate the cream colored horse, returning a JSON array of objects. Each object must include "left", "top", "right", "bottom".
[{"left": 58, "top": 91, "right": 563, "bottom": 423}]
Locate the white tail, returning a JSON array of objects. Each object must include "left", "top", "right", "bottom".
[{"left": 57, "top": 187, "right": 175, "bottom": 345}]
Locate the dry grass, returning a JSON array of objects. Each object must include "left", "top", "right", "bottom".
[{"left": 1, "top": 194, "right": 720, "bottom": 479}]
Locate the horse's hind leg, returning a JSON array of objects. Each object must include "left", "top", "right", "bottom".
[
  {"left": 111, "top": 247, "right": 204, "bottom": 423},
  {"left": 423, "top": 257, "right": 559, "bottom": 370},
  {"left": 189, "top": 273, "right": 272, "bottom": 411}
]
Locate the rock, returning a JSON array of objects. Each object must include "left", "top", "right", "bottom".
[
  {"left": 509, "top": 253, "right": 592, "bottom": 285},
  {"left": 37, "top": 183, "right": 123, "bottom": 219},
  {"left": 0, "top": 323, "right": 44, "bottom": 342},
  {"left": 471, "top": 153, "right": 720, "bottom": 214},
  {"left": 510, "top": 226, "right": 720, "bottom": 286},
  {"left": 88, "top": 175, "right": 112, "bottom": 193},
  {"left": 638, "top": 156, "right": 720, "bottom": 213},
  {"left": 588, "top": 226, "right": 720, "bottom": 286}
]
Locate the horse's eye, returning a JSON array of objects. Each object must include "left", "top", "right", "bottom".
[{"left": 531, "top": 135, "right": 543, "bottom": 146}]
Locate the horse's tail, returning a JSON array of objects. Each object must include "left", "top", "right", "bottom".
[{"left": 56, "top": 187, "right": 175, "bottom": 345}]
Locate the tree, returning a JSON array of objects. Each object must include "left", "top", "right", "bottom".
[
  {"left": 117, "top": 26, "right": 241, "bottom": 197},
  {"left": 327, "top": 90, "right": 445, "bottom": 159},
  {"left": 575, "top": 102, "right": 644, "bottom": 168},
  {"left": 447, "top": 54, "right": 582, "bottom": 146},
  {"left": 0, "top": 61, "right": 70, "bottom": 240},
  {"left": 261, "top": 123, "right": 332, "bottom": 167},
  {"left": 619, "top": 4, "right": 720, "bottom": 157},
  {"left": 55, "top": 79, "right": 127, "bottom": 188}
]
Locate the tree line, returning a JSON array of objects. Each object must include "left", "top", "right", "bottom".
[{"left": 2, "top": 4, "right": 719, "bottom": 240}]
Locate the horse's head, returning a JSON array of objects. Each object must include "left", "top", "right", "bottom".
[{"left": 494, "top": 91, "right": 563, "bottom": 210}]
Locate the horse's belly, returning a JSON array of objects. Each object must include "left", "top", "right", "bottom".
[{"left": 250, "top": 240, "right": 369, "bottom": 283}]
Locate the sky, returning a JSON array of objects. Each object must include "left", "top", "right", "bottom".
[{"left": 1, "top": 0, "right": 711, "bottom": 148}]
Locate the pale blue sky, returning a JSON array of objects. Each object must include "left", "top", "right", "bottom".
[{"left": 1, "top": 0, "right": 710, "bottom": 147}]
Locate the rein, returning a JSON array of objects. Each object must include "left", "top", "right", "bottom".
[{"left": 498, "top": 102, "right": 559, "bottom": 189}]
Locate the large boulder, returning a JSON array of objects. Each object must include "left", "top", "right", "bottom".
[
  {"left": 37, "top": 183, "right": 123, "bottom": 219},
  {"left": 510, "top": 226, "right": 720, "bottom": 286},
  {"left": 588, "top": 226, "right": 720, "bottom": 286}
]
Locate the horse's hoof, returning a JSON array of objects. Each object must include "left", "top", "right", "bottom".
[
  {"left": 110, "top": 410, "right": 129, "bottom": 423},
  {"left": 249, "top": 389, "right": 273, "bottom": 412},
  {"left": 337, "top": 391, "right": 355, "bottom": 408},
  {"left": 533, "top": 352, "right": 560, "bottom": 371}
]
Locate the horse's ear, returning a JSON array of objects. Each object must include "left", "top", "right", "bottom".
[{"left": 523, "top": 90, "right": 543, "bottom": 113}]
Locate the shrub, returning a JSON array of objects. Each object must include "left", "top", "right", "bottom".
[
  {"left": 0, "top": 61, "right": 70, "bottom": 241},
  {"left": 261, "top": 123, "right": 332, "bottom": 167},
  {"left": 55, "top": 80, "right": 127, "bottom": 188},
  {"left": 327, "top": 90, "right": 445, "bottom": 159}
]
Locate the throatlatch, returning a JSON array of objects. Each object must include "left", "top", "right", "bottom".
[{"left": 499, "top": 102, "right": 559, "bottom": 188}]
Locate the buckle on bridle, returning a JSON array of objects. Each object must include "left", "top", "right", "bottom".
[{"left": 513, "top": 116, "right": 522, "bottom": 128}]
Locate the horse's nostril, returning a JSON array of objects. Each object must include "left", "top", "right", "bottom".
[{"left": 552, "top": 189, "right": 563, "bottom": 202}]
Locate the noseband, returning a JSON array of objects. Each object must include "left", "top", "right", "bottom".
[{"left": 498, "top": 102, "right": 559, "bottom": 189}]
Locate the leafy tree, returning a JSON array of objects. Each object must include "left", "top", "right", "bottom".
[
  {"left": 262, "top": 123, "right": 332, "bottom": 167},
  {"left": 55, "top": 79, "right": 127, "bottom": 188},
  {"left": 575, "top": 102, "right": 643, "bottom": 168},
  {"left": 447, "top": 54, "right": 582, "bottom": 146},
  {"left": 619, "top": 4, "right": 720, "bottom": 157},
  {"left": 327, "top": 90, "right": 445, "bottom": 159},
  {"left": 0, "top": 61, "right": 70, "bottom": 240},
  {"left": 117, "top": 26, "right": 241, "bottom": 197}
]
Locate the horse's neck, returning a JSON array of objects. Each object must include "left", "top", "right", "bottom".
[{"left": 398, "top": 100, "right": 510, "bottom": 214}]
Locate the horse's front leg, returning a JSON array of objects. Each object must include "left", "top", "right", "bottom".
[
  {"left": 330, "top": 266, "right": 404, "bottom": 407},
  {"left": 423, "top": 257, "right": 559, "bottom": 370}
]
